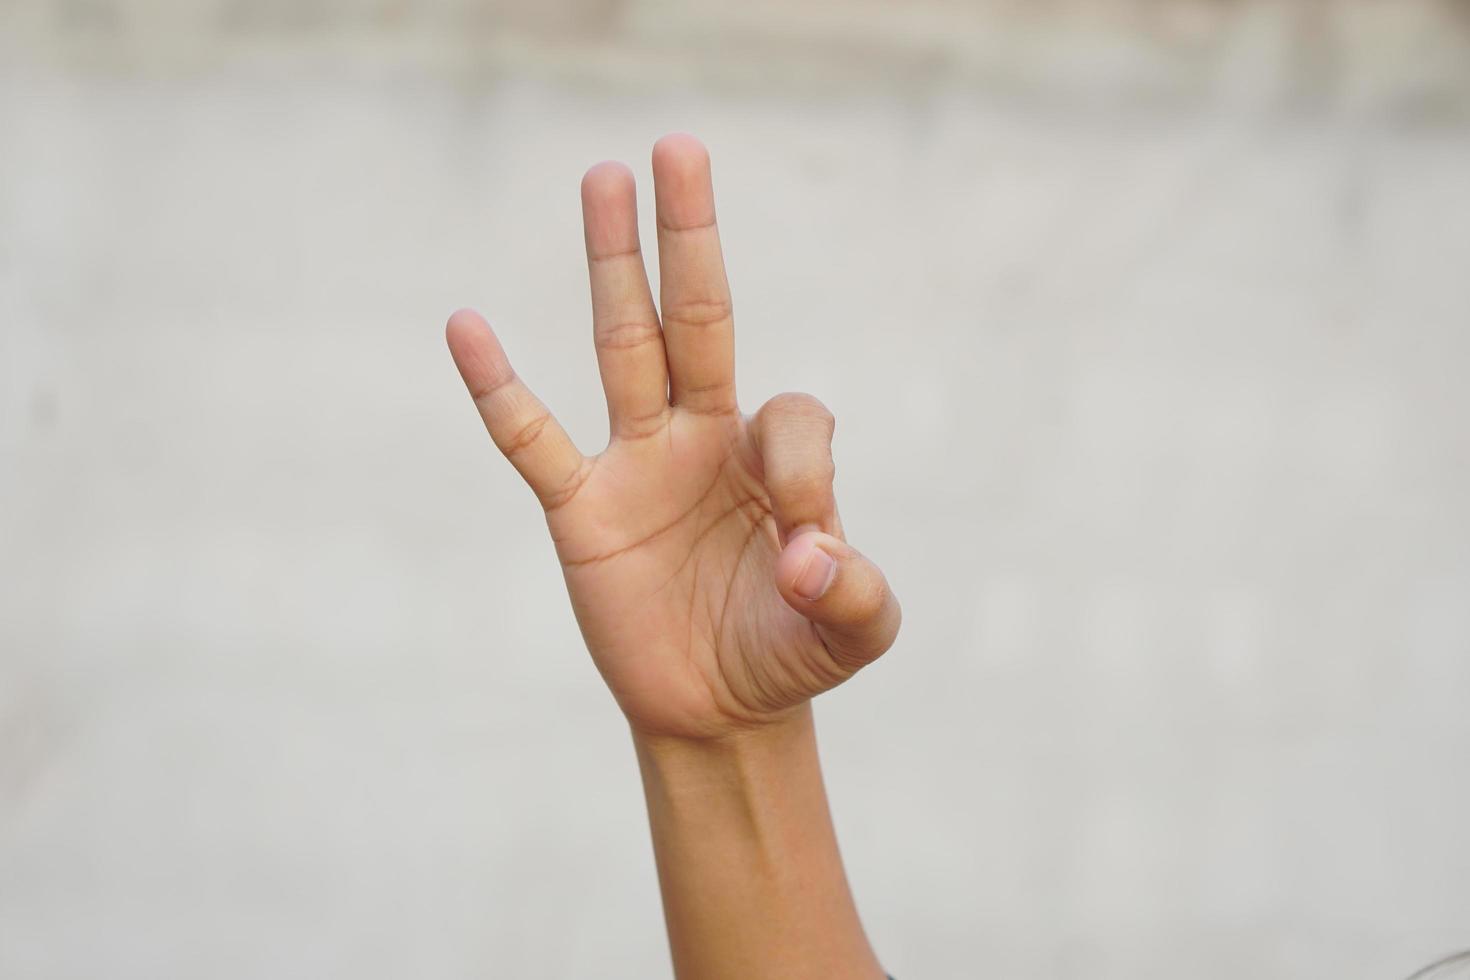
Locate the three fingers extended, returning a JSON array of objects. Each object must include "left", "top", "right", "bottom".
[
  {"left": 445, "top": 134, "right": 898, "bottom": 666},
  {"left": 447, "top": 132, "right": 735, "bottom": 473}
]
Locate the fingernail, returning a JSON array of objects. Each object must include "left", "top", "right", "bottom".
[{"left": 794, "top": 547, "right": 837, "bottom": 600}]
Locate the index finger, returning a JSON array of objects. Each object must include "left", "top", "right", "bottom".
[{"left": 446, "top": 308, "right": 589, "bottom": 510}]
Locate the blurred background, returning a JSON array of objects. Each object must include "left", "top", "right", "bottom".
[{"left": 3, "top": 1, "right": 1470, "bottom": 977}]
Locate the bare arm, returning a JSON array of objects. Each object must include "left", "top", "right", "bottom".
[
  {"left": 446, "top": 133, "right": 899, "bottom": 979},
  {"left": 638, "top": 708, "right": 884, "bottom": 979}
]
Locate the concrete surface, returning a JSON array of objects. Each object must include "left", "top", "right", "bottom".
[{"left": 2, "top": 2, "right": 1470, "bottom": 978}]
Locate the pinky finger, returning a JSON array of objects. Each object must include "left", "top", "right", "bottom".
[{"left": 446, "top": 308, "right": 588, "bottom": 508}]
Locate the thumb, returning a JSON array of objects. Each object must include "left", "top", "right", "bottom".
[{"left": 774, "top": 529, "right": 901, "bottom": 672}]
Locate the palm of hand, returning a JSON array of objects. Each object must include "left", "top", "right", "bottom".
[
  {"left": 552, "top": 411, "right": 832, "bottom": 737},
  {"left": 448, "top": 135, "right": 899, "bottom": 738}
]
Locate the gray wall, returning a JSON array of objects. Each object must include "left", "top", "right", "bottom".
[{"left": 2, "top": 2, "right": 1469, "bottom": 977}]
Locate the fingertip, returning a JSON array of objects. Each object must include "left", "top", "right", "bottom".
[
  {"left": 446, "top": 306, "right": 483, "bottom": 327},
  {"left": 652, "top": 132, "right": 709, "bottom": 168},
  {"left": 774, "top": 531, "right": 901, "bottom": 665},
  {"left": 651, "top": 134, "right": 715, "bottom": 229},
  {"left": 445, "top": 308, "right": 513, "bottom": 394},
  {"left": 581, "top": 160, "right": 635, "bottom": 201},
  {"left": 582, "top": 161, "right": 643, "bottom": 260},
  {"left": 445, "top": 307, "right": 487, "bottom": 348}
]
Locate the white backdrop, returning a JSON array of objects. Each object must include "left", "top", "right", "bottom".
[{"left": 3, "top": 2, "right": 1470, "bottom": 977}]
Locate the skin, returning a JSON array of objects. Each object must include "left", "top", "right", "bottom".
[{"left": 446, "top": 133, "right": 899, "bottom": 980}]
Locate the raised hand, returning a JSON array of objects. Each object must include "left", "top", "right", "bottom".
[{"left": 446, "top": 134, "right": 900, "bottom": 740}]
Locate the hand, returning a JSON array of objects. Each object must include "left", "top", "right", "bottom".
[{"left": 446, "top": 134, "right": 900, "bottom": 740}]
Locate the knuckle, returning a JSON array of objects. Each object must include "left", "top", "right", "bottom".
[
  {"left": 468, "top": 371, "right": 518, "bottom": 404},
  {"left": 776, "top": 468, "right": 835, "bottom": 502},
  {"left": 662, "top": 297, "right": 732, "bottom": 328},
  {"left": 764, "top": 392, "right": 834, "bottom": 430},
  {"left": 680, "top": 377, "right": 735, "bottom": 395},
  {"left": 499, "top": 412, "right": 550, "bottom": 458},
  {"left": 616, "top": 406, "right": 672, "bottom": 441},
  {"left": 596, "top": 320, "right": 663, "bottom": 352},
  {"left": 824, "top": 643, "right": 868, "bottom": 676}
]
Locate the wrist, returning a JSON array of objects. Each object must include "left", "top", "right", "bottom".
[
  {"left": 631, "top": 702, "right": 815, "bottom": 772},
  {"left": 632, "top": 705, "right": 822, "bottom": 854}
]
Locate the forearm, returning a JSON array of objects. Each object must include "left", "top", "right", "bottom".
[{"left": 634, "top": 705, "right": 886, "bottom": 980}]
